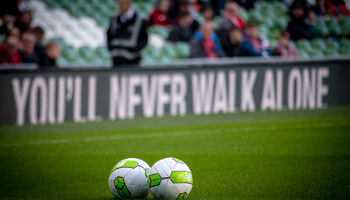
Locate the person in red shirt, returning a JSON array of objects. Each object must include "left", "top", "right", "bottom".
[
  {"left": 0, "top": 35, "right": 22, "bottom": 64},
  {"left": 222, "top": 2, "right": 245, "bottom": 29},
  {"left": 201, "top": 26, "right": 218, "bottom": 58},
  {"left": 218, "top": 2, "right": 246, "bottom": 52},
  {"left": 149, "top": 0, "right": 170, "bottom": 27},
  {"left": 189, "top": 22, "right": 223, "bottom": 58}
]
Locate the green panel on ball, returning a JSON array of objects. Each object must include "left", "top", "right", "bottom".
[
  {"left": 114, "top": 177, "right": 131, "bottom": 198},
  {"left": 114, "top": 177, "right": 124, "bottom": 189},
  {"left": 177, "top": 192, "right": 188, "bottom": 199},
  {"left": 173, "top": 158, "right": 185, "bottom": 164},
  {"left": 118, "top": 185, "right": 131, "bottom": 198},
  {"left": 111, "top": 160, "right": 139, "bottom": 172},
  {"left": 149, "top": 173, "right": 161, "bottom": 187},
  {"left": 145, "top": 168, "right": 150, "bottom": 178},
  {"left": 170, "top": 172, "right": 193, "bottom": 184}
]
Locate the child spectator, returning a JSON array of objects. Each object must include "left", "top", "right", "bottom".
[
  {"left": 274, "top": 31, "right": 298, "bottom": 57},
  {"left": 19, "top": 31, "right": 39, "bottom": 63},
  {"left": 39, "top": 41, "right": 61, "bottom": 67},
  {"left": 314, "top": 0, "right": 328, "bottom": 16},
  {"left": 0, "top": 35, "right": 22, "bottom": 64},
  {"left": 240, "top": 23, "right": 271, "bottom": 57},
  {"left": 168, "top": 11, "right": 198, "bottom": 42},
  {"left": 189, "top": 22, "right": 223, "bottom": 58},
  {"left": 149, "top": 0, "right": 170, "bottom": 27},
  {"left": 222, "top": 27, "right": 244, "bottom": 57},
  {"left": 32, "top": 26, "right": 46, "bottom": 61}
]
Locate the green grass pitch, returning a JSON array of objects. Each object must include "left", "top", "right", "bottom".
[{"left": 0, "top": 106, "right": 349, "bottom": 199}]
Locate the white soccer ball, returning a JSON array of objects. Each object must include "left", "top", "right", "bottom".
[
  {"left": 149, "top": 157, "right": 193, "bottom": 199},
  {"left": 108, "top": 158, "right": 150, "bottom": 199}
]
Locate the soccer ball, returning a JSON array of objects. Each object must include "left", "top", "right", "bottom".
[
  {"left": 108, "top": 158, "right": 150, "bottom": 199},
  {"left": 148, "top": 157, "right": 193, "bottom": 199}
]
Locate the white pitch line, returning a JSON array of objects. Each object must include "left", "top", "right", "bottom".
[{"left": 0, "top": 122, "right": 347, "bottom": 147}]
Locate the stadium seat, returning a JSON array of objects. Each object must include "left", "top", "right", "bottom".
[
  {"left": 298, "top": 50, "right": 310, "bottom": 58},
  {"left": 308, "top": 48, "right": 324, "bottom": 58},
  {"left": 296, "top": 39, "right": 313, "bottom": 53},
  {"left": 328, "top": 17, "right": 342, "bottom": 36},
  {"left": 175, "top": 42, "right": 190, "bottom": 58},
  {"left": 339, "top": 17, "right": 350, "bottom": 36},
  {"left": 315, "top": 18, "right": 329, "bottom": 37},
  {"left": 274, "top": 17, "right": 288, "bottom": 31},
  {"left": 161, "top": 43, "right": 178, "bottom": 59},
  {"left": 311, "top": 39, "right": 326, "bottom": 52},
  {"left": 150, "top": 26, "right": 170, "bottom": 40}
]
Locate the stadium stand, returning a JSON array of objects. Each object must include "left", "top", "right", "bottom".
[{"left": 16, "top": 0, "right": 350, "bottom": 66}]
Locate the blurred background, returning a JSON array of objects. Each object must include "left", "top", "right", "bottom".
[{"left": 0, "top": 0, "right": 350, "bottom": 67}]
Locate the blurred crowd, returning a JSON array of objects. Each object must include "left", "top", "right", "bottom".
[
  {"left": 0, "top": 0, "right": 60, "bottom": 66},
  {"left": 1, "top": 0, "right": 350, "bottom": 67},
  {"left": 148, "top": 0, "right": 349, "bottom": 59}
]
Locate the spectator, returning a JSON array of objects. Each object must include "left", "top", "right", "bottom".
[
  {"left": 218, "top": 2, "right": 245, "bottom": 49},
  {"left": 313, "top": 0, "right": 328, "bottom": 16},
  {"left": 305, "top": 10, "right": 318, "bottom": 30},
  {"left": 0, "top": 13, "right": 15, "bottom": 36},
  {"left": 6, "top": 27, "right": 21, "bottom": 39},
  {"left": 149, "top": 0, "right": 170, "bottom": 27},
  {"left": 14, "top": 10, "right": 32, "bottom": 33},
  {"left": 274, "top": 31, "right": 298, "bottom": 57},
  {"left": 200, "top": 6, "right": 215, "bottom": 22},
  {"left": 221, "top": 2, "right": 246, "bottom": 30},
  {"left": 240, "top": 23, "right": 271, "bottom": 57},
  {"left": 168, "top": 0, "right": 191, "bottom": 24},
  {"left": 168, "top": 0, "right": 204, "bottom": 24},
  {"left": 32, "top": 26, "right": 46, "bottom": 61},
  {"left": 236, "top": 0, "right": 257, "bottom": 10},
  {"left": 0, "top": 35, "right": 22, "bottom": 64},
  {"left": 189, "top": 22, "right": 223, "bottom": 58},
  {"left": 39, "top": 41, "right": 61, "bottom": 67},
  {"left": 19, "top": 31, "right": 39, "bottom": 63},
  {"left": 287, "top": 2, "right": 316, "bottom": 40},
  {"left": 327, "top": 0, "right": 349, "bottom": 17},
  {"left": 107, "top": 0, "right": 148, "bottom": 66},
  {"left": 221, "top": 27, "right": 244, "bottom": 57},
  {"left": 168, "top": 11, "right": 198, "bottom": 42}
]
